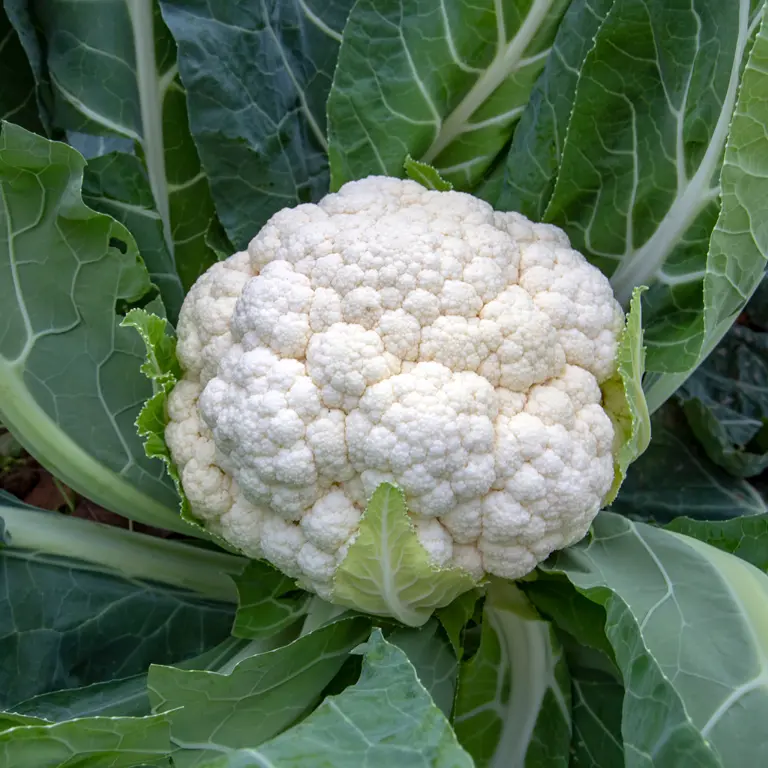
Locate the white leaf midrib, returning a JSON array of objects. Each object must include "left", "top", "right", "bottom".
[
  {"left": 264, "top": 0, "right": 329, "bottom": 153},
  {"left": 421, "top": 0, "right": 557, "bottom": 165},
  {"left": 609, "top": 0, "right": 753, "bottom": 305},
  {"left": 126, "top": 0, "right": 173, "bottom": 255},
  {"left": 487, "top": 595, "right": 560, "bottom": 768}
]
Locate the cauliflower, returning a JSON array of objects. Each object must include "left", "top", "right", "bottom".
[{"left": 165, "top": 176, "right": 625, "bottom": 610}]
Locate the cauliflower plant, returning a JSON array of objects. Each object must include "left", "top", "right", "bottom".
[{"left": 165, "top": 176, "right": 630, "bottom": 615}]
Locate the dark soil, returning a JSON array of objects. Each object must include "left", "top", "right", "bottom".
[{"left": 1, "top": 430, "right": 175, "bottom": 537}]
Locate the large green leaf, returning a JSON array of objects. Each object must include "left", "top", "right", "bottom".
[
  {"left": 677, "top": 324, "right": 768, "bottom": 477},
  {"left": 611, "top": 403, "right": 766, "bottom": 523},
  {"left": 436, "top": 588, "right": 482, "bottom": 658},
  {"left": 82, "top": 152, "right": 184, "bottom": 324},
  {"left": 569, "top": 665, "right": 625, "bottom": 768},
  {"left": 66, "top": 131, "right": 134, "bottom": 159},
  {"left": 148, "top": 617, "right": 371, "bottom": 767},
  {"left": 10, "top": 676, "right": 152, "bottom": 722},
  {"left": 27, "top": 0, "right": 217, "bottom": 288},
  {"left": 0, "top": 5, "right": 44, "bottom": 132},
  {"left": 328, "top": 0, "right": 569, "bottom": 191},
  {"left": 198, "top": 629, "right": 473, "bottom": 768},
  {"left": 744, "top": 271, "right": 768, "bottom": 329},
  {"left": 453, "top": 580, "right": 571, "bottom": 768},
  {"left": 8, "top": 634, "right": 292, "bottom": 725},
  {"left": 0, "top": 123, "right": 198, "bottom": 532},
  {"left": 523, "top": 579, "right": 624, "bottom": 766},
  {"left": 665, "top": 514, "right": 768, "bottom": 573},
  {"left": 542, "top": 511, "right": 768, "bottom": 767},
  {"left": 497, "top": 0, "right": 613, "bottom": 217},
  {"left": 159, "top": 0, "right": 355, "bottom": 249},
  {"left": 388, "top": 619, "right": 458, "bottom": 718},
  {"left": 500, "top": 0, "right": 768, "bottom": 413},
  {"left": 0, "top": 714, "right": 171, "bottom": 768},
  {"left": 0, "top": 501, "right": 236, "bottom": 710},
  {"left": 231, "top": 560, "right": 312, "bottom": 641},
  {"left": 642, "top": 0, "right": 768, "bottom": 411},
  {"left": 0, "top": 500, "right": 241, "bottom": 600}
]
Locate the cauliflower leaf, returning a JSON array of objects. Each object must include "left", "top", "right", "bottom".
[
  {"left": 601, "top": 287, "right": 651, "bottom": 504},
  {"left": 333, "top": 483, "right": 478, "bottom": 627},
  {"left": 403, "top": 155, "right": 453, "bottom": 191},
  {"left": 121, "top": 309, "right": 210, "bottom": 537}
]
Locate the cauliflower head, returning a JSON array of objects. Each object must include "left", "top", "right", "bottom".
[{"left": 166, "top": 176, "right": 626, "bottom": 616}]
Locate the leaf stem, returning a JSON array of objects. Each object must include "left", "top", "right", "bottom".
[
  {"left": 126, "top": 0, "right": 173, "bottom": 253},
  {"left": 1, "top": 504, "right": 244, "bottom": 602}
]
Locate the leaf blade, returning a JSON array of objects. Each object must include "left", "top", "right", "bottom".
[
  {"left": 0, "top": 122, "right": 191, "bottom": 533},
  {"left": 453, "top": 581, "right": 571, "bottom": 768},
  {"left": 198, "top": 629, "right": 473, "bottom": 768},
  {"left": 160, "top": 0, "right": 355, "bottom": 248},
  {"left": 0, "top": 714, "right": 171, "bottom": 768},
  {"left": 541, "top": 511, "right": 768, "bottom": 767},
  {"left": 332, "top": 483, "right": 477, "bottom": 627},
  {"left": 34, "top": 0, "right": 218, "bottom": 287},
  {"left": 328, "top": 0, "right": 570, "bottom": 191}
]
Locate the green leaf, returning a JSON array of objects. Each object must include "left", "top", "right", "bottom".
[
  {"left": 199, "top": 629, "right": 473, "bottom": 768},
  {"left": 601, "top": 286, "right": 650, "bottom": 503},
  {"left": 523, "top": 578, "right": 617, "bottom": 666},
  {"left": 205, "top": 217, "right": 235, "bottom": 262},
  {"left": 31, "top": 0, "right": 217, "bottom": 288},
  {"left": 676, "top": 324, "right": 768, "bottom": 477},
  {"left": 522, "top": 582, "right": 623, "bottom": 765},
  {"left": 82, "top": 152, "right": 185, "bottom": 324},
  {"left": 745, "top": 271, "right": 768, "bottom": 329},
  {"left": 119, "top": 307, "right": 201, "bottom": 527},
  {"left": 501, "top": 0, "right": 768, "bottom": 413},
  {"left": 328, "top": 0, "right": 570, "bottom": 192},
  {"left": 0, "top": 713, "right": 48, "bottom": 731},
  {"left": 10, "top": 676, "right": 152, "bottom": 722},
  {"left": 297, "top": 597, "right": 354, "bottom": 637},
  {"left": 453, "top": 580, "right": 571, "bottom": 768},
  {"left": 0, "top": 498, "right": 241, "bottom": 601},
  {"left": 10, "top": 634, "right": 298, "bottom": 725},
  {"left": 0, "top": 501, "right": 237, "bottom": 709},
  {"left": 122, "top": 308, "right": 239, "bottom": 550},
  {"left": 232, "top": 560, "right": 312, "bottom": 640},
  {"left": 643, "top": 0, "right": 768, "bottom": 410},
  {"left": 2, "top": 0, "right": 54, "bottom": 134},
  {"left": 498, "top": 0, "right": 614, "bottom": 218},
  {"left": 0, "top": 122, "right": 196, "bottom": 533},
  {"left": 0, "top": 5, "right": 45, "bottom": 133},
  {"left": 611, "top": 403, "right": 767, "bottom": 523},
  {"left": 682, "top": 398, "right": 768, "bottom": 478},
  {"left": 0, "top": 427, "right": 23, "bottom": 471},
  {"left": 148, "top": 617, "right": 371, "bottom": 767},
  {"left": 388, "top": 619, "right": 458, "bottom": 718},
  {"left": 159, "top": 0, "right": 355, "bottom": 249},
  {"left": 332, "top": 483, "right": 478, "bottom": 627},
  {"left": 542, "top": 511, "right": 768, "bottom": 767},
  {"left": 0, "top": 490, "right": 28, "bottom": 510},
  {"left": 665, "top": 514, "right": 768, "bottom": 573},
  {"left": 0, "top": 714, "right": 171, "bottom": 768},
  {"left": 569, "top": 666, "right": 625, "bottom": 768},
  {"left": 404, "top": 155, "right": 453, "bottom": 191},
  {"left": 436, "top": 588, "right": 483, "bottom": 658},
  {"left": 66, "top": 132, "right": 135, "bottom": 159}
]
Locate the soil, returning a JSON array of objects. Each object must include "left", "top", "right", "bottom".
[{"left": 1, "top": 430, "right": 175, "bottom": 538}]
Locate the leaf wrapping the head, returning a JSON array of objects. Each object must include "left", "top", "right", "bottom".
[{"left": 602, "top": 287, "right": 651, "bottom": 503}]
